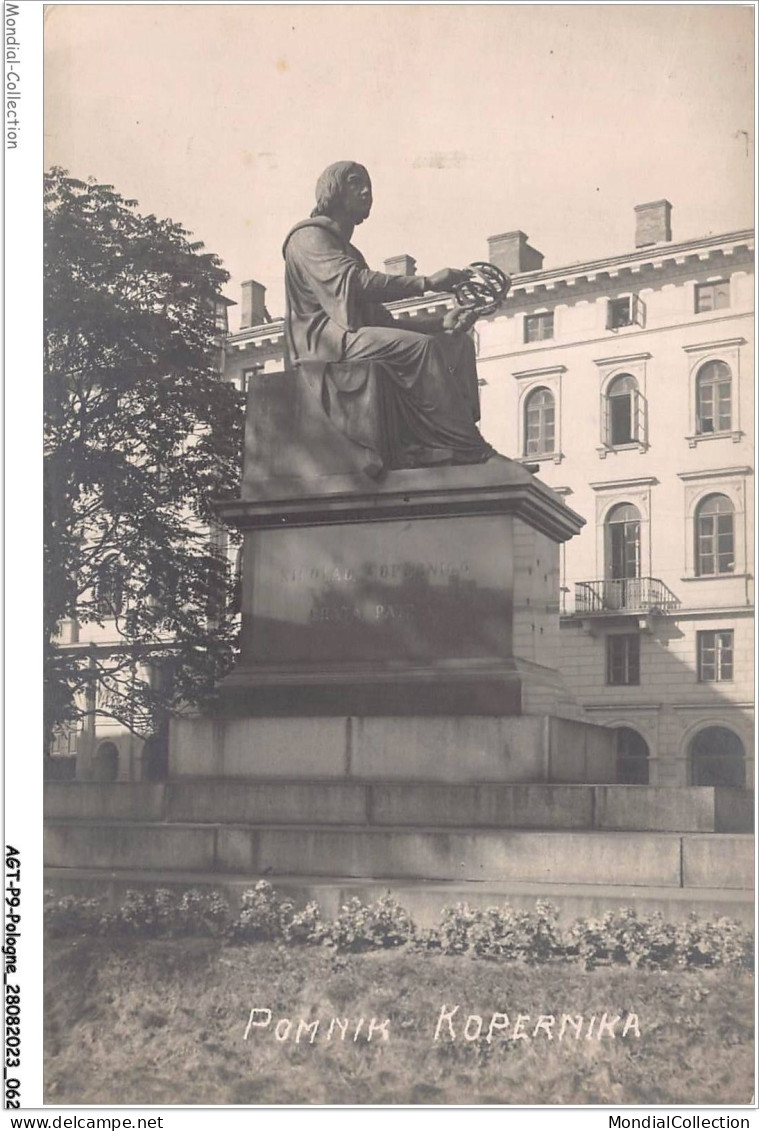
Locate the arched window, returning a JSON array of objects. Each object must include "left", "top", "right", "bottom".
[
  {"left": 606, "top": 503, "right": 641, "bottom": 580},
  {"left": 695, "top": 494, "right": 734, "bottom": 576},
  {"left": 604, "top": 503, "right": 642, "bottom": 610},
  {"left": 615, "top": 727, "right": 650, "bottom": 785},
  {"left": 94, "top": 741, "right": 119, "bottom": 782},
  {"left": 524, "top": 387, "right": 555, "bottom": 456},
  {"left": 606, "top": 374, "right": 638, "bottom": 446},
  {"left": 696, "top": 361, "right": 732, "bottom": 434},
  {"left": 689, "top": 726, "right": 745, "bottom": 788}
]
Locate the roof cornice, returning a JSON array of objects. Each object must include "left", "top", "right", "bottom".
[
  {"left": 226, "top": 227, "right": 754, "bottom": 342},
  {"left": 508, "top": 228, "right": 754, "bottom": 291}
]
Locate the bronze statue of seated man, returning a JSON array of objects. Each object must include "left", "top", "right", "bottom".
[{"left": 282, "top": 161, "right": 498, "bottom": 473}]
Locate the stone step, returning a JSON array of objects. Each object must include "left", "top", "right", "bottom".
[
  {"left": 44, "top": 821, "right": 754, "bottom": 891},
  {"left": 44, "top": 781, "right": 754, "bottom": 833},
  {"left": 44, "top": 867, "right": 755, "bottom": 927}
]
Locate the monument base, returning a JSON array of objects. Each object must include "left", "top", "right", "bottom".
[
  {"left": 215, "top": 458, "right": 585, "bottom": 720},
  {"left": 216, "top": 656, "right": 575, "bottom": 718},
  {"left": 169, "top": 712, "right": 615, "bottom": 783},
  {"left": 44, "top": 775, "right": 754, "bottom": 925}
]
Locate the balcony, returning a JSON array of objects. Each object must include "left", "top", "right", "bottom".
[{"left": 574, "top": 577, "right": 680, "bottom": 623}]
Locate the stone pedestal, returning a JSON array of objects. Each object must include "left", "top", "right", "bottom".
[
  {"left": 169, "top": 714, "right": 617, "bottom": 783},
  {"left": 169, "top": 365, "right": 594, "bottom": 774},
  {"left": 216, "top": 419, "right": 584, "bottom": 717}
]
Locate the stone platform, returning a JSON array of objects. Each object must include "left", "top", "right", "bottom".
[
  {"left": 44, "top": 779, "right": 754, "bottom": 832},
  {"left": 169, "top": 714, "right": 616, "bottom": 781},
  {"left": 44, "top": 779, "right": 754, "bottom": 923}
]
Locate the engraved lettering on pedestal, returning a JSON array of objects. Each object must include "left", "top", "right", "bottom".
[
  {"left": 278, "top": 557, "right": 475, "bottom": 631},
  {"left": 374, "top": 604, "right": 416, "bottom": 620},
  {"left": 309, "top": 605, "right": 362, "bottom": 623},
  {"left": 280, "top": 566, "right": 355, "bottom": 585},
  {"left": 279, "top": 560, "right": 470, "bottom": 584}
]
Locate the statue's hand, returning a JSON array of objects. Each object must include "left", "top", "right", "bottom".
[
  {"left": 427, "top": 267, "right": 472, "bottom": 293},
  {"left": 442, "top": 306, "right": 478, "bottom": 333}
]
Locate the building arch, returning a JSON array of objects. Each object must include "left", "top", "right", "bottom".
[
  {"left": 605, "top": 501, "right": 642, "bottom": 585},
  {"left": 592, "top": 481, "right": 654, "bottom": 582},
  {"left": 693, "top": 493, "right": 735, "bottom": 576},
  {"left": 606, "top": 373, "right": 638, "bottom": 447},
  {"left": 695, "top": 359, "right": 732, "bottom": 435},
  {"left": 512, "top": 364, "right": 565, "bottom": 464},
  {"left": 612, "top": 725, "right": 650, "bottom": 784},
  {"left": 686, "top": 724, "right": 746, "bottom": 787},
  {"left": 680, "top": 472, "right": 748, "bottom": 579},
  {"left": 93, "top": 741, "right": 119, "bottom": 782},
  {"left": 684, "top": 338, "right": 744, "bottom": 447},
  {"left": 594, "top": 353, "right": 650, "bottom": 456},
  {"left": 523, "top": 386, "right": 556, "bottom": 457},
  {"left": 597, "top": 494, "right": 645, "bottom": 526}
]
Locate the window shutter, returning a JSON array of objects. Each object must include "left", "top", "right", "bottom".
[
  {"left": 632, "top": 294, "right": 646, "bottom": 328},
  {"left": 605, "top": 302, "right": 613, "bottom": 331},
  {"left": 717, "top": 379, "right": 732, "bottom": 431},
  {"left": 634, "top": 388, "right": 647, "bottom": 445},
  {"left": 601, "top": 390, "right": 609, "bottom": 446}
]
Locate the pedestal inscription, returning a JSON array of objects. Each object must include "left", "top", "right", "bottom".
[{"left": 241, "top": 514, "right": 514, "bottom": 666}]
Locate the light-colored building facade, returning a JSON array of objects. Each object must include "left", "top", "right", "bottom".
[{"left": 225, "top": 201, "right": 754, "bottom": 789}]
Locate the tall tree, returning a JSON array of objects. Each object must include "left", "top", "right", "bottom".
[{"left": 44, "top": 168, "right": 243, "bottom": 753}]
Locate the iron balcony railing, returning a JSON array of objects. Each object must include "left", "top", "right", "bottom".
[{"left": 574, "top": 577, "right": 680, "bottom": 616}]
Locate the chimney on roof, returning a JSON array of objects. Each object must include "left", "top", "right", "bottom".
[
  {"left": 384, "top": 253, "right": 417, "bottom": 276},
  {"left": 240, "top": 279, "right": 268, "bottom": 329},
  {"left": 487, "top": 231, "right": 544, "bottom": 275},
  {"left": 634, "top": 200, "right": 672, "bottom": 247}
]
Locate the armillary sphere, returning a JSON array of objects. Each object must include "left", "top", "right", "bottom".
[{"left": 452, "top": 261, "right": 511, "bottom": 317}]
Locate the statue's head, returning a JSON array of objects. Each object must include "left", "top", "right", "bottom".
[{"left": 311, "top": 161, "right": 372, "bottom": 224}]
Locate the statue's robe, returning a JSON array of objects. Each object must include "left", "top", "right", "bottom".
[{"left": 282, "top": 217, "right": 493, "bottom": 471}]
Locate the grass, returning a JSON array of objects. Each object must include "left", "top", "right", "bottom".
[{"left": 44, "top": 935, "right": 754, "bottom": 1106}]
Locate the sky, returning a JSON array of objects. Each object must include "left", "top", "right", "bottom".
[{"left": 44, "top": 3, "right": 755, "bottom": 328}]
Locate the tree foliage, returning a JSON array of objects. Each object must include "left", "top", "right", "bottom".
[{"left": 44, "top": 168, "right": 243, "bottom": 747}]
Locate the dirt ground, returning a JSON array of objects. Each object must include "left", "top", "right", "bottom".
[{"left": 44, "top": 935, "right": 754, "bottom": 1106}]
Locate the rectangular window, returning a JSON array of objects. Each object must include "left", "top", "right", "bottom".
[
  {"left": 695, "top": 281, "right": 730, "bottom": 313},
  {"left": 606, "top": 634, "right": 640, "bottom": 685},
  {"left": 525, "top": 415, "right": 555, "bottom": 454},
  {"left": 609, "top": 391, "right": 633, "bottom": 444},
  {"left": 696, "top": 382, "right": 732, "bottom": 433},
  {"left": 608, "top": 522, "right": 641, "bottom": 583},
  {"left": 50, "top": 721, "right": 81, "bottom": 757},
  {"left": 697, "top": 630, "right": 734, "bottom": 682},
  {"left": 524, "top": 312, "right": 554, "bottom": 343},
  {"left": 607, "top": 297, "right": 633, "bottom": 329},
  {"left": 715, "top": 383, "right": 731, "bottom": 431},
  {"left": 696, "top": 511, "right": 734, "bottom": 575}
]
